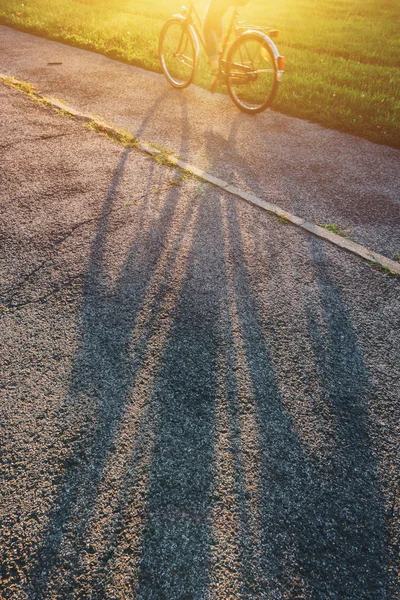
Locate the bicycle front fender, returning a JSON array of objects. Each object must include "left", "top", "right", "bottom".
[{"left": 171, "top": 14, "right": 200, "bottom": 61}]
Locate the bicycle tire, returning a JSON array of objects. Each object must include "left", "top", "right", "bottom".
[
  {"left": 159, "top": 18, "right": 197, "bottom": 89},
  {"left": 226, "top": 32, "right": 279, "bottom": 114}
]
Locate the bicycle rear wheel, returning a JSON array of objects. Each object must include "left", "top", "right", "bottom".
[
  {"left": 226, "top": 33, "right": 278, "bottom": 114},
  {"left": 159, "top": 18, "right": 197, "bottom": 89}
]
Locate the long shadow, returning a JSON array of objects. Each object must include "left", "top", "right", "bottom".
[
  {"left": 203, "top": 115, "right": 267, "bottom": 199},
  {"left": 25, "top": 90, "right": 389, "bottom": 599},
  {"left": 27, "top": 111, "right": 197, "bottom": 596},
  {"left": 26, "top": 88, "right": 198, "bottom": 597},
  {"left": 135, "top": 190, "right": 225, "bottom": 599},
  {"left": 207, "top": 196, "right": 296, "bottom": 597},
  {"left": 220, "top": 204, "right": 388, "bottom": 598},
  {"left": 295, "top": 237, "right": 388, "bottom": 598},
  {"left": 75, "top": 94, "right": 220, "bottom": 599},
  {"left": 27, "top": 146, "right": 131, "bottom": 596}
]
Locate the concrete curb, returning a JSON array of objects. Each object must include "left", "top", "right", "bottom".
[{"left": 2, "top": 73, "right": 399, "bottom": 277}]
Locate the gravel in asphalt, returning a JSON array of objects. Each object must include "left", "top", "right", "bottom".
[{"left": 1, "top": 84, "right": 399, "bottom": 599}]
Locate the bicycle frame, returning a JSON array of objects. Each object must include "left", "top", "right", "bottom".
[
  {"left": 171, "top": 2, "right": 284, "bottom": 78},
  {"left": 160, "top": 1, "right": 286, "bottom": 111},
  {"left": 172, "top": 2, "right": 239, "bottom": 63}
]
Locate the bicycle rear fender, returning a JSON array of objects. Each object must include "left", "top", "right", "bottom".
[{"left": 239, "top": 30, "right": 284, "bottom": 81}]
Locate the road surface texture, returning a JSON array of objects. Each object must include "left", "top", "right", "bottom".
[
  {"left": 1, "top": 77, "right": 400, "bottom": 600},
  {"left": 0, "top": 25, "right": 400, "bottom": 261}
]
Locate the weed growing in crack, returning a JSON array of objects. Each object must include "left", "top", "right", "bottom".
[
  {"left": 319, "top": 222, "right": 352, "bottom": 238},
  {"left": 267, "top": 210, "right": 289, "bottom": 224},
  {"left": 85, "top": 121, "right": 138, "bottom": 148},
  {"left": 1, "top": 76, "right": 51, "bottom": 107},
  {"left": 179, "top": 169, "right": 196, "bottom": 182},
  {"left": 368, "top": 261, "right": 400, "bottom": 280},
  {"left": 57, "top": 108, "right": 77, "bottom": 118},
  {"left": 153, "top": 152, "right": 178, "bottom": 168}
]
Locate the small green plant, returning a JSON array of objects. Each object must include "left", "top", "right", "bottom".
[
  {"left": 148, "top": 144, "right": 192, "bottom": 172},
  {"left": 319, "top": 222, "right": 351, "bottom": 238},
  {"left": 368, "top": 261, "right": 400, "bottom": 280},
  {"left": 379, "top": 265, "right": 399, "bottom": 279},
  {"left": 58, "top": 108, "right": 76, "bottom": 118},
  {"left": 276, "top": 214, "right": 289, "bottom": 224},
  {"left": 4, "top": 77, "right": 35, "bottom": 95},
  {"left": 394, "top": 251, "right": 400, "bottom": 262},
  {"left": 268, "top": 210, "right": 289, "bottom": 224},
  {"left": 179, "top": 169, "right": 196, "bottom": 182},
  {"left": 152, "top": 150, "right": 178, "bottom": 168}
]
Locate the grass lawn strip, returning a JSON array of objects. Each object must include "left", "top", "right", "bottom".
[{"left": 0, "top": 0, "right": 399, "bottom": 148}]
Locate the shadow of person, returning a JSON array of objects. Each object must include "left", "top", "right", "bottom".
[
  {"left": 134, "top": 88, "right": 191, "bottom": 160},
  {"left": 203, "top": 115, "right": 267, "bottom": 199},
  {"left": 24, "top": 127, "right": 388, "bottom": 599}
]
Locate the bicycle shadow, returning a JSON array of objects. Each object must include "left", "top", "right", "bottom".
[{"left": 224, "top": 215, "right": 389, "bottom": 598}]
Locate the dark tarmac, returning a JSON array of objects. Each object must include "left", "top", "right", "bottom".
[{"left": 1, "top": 42, "right": 399, "bottom": 600}]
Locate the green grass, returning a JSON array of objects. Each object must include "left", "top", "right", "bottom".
[
  {"left": 1, "top": 0, "right": 399, "bottom": 147},
  {"left": 268, "top": 211, "right": 290, "bottom": 224}
]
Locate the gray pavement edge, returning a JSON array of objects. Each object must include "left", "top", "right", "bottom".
[{"left": 2, "top": 73, "right": 399, "bottom": 278}]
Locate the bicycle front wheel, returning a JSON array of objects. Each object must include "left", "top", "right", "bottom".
[
  {"left": 226, "top": 33, "right": 278, "bottom": 114},
  {"left": 159, "top": 18, "right": 197, "bottom": 89}
]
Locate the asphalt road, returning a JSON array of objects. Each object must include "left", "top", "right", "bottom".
[
  {"left": 1, "top": 78, "right": 400, "bottom": 599},
  {"left": 0, "top": 25, "right": 400, "bottom": 260}
]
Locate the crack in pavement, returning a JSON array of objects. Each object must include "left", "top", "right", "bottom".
[
  {"left": 1, "top": 185, "right": 180, "bottom": 310},
  {"left": 5, "top": 273, "right": 85, "bottom": 309},
  {"left": 0, "top": 131, "right": 76, "bottom": 150}
]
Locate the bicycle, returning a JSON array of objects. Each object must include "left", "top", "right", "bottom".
[{"left": 158, "top": 2, "right": 285, "bottom": 114}]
